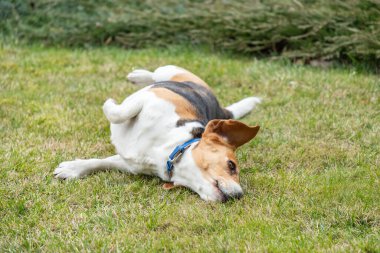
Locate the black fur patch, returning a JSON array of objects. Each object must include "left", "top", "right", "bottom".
[
  {"left": 176, "top": 119, "right": 205, "bottom": 138},
  {"left": 152, "top": 81, "right": 233, "bottom": 126},
  {"left": 190, "top": 127, "right": 205, "bottom": 138}
]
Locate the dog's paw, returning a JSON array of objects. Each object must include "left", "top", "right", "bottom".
[
  {"left": 244, "top": 97, "right": 262, "bottom": 111},
  {"left": 248, "top": 96, "right": 262, "bottom": 105},
  {"left": 54, "top": 160, "right": 83, "bottom": 180},
  {"left": 226, "top": 96, "right": 262, "bottom": 119},
  {"left": 102, "top": 98, "right": 116, "bottom": 118},
  {"left": 127, "top": 69, "right": 154, "bottom": 85},
  {"left": 103, "top": 98, "right": 116, "bottom": 109}
]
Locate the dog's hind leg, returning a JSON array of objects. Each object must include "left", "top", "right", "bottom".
[
  {"left": 226, "top": 97, "right": 262, "bottom": 119},
  {"left": 127, "top": 65, "right": 182, "bottom": 85},
  {"left": 54, "top": 155, "right": 132, "bottom": 179},
  {"left": 127, "top": 65, "right": 209, "bottom": 88},
  {"left": 127, "top": 69, "right": 155, "bottom": 86},
  {"left": 102, "top": 95, "right": 144, "bottom": 124}
]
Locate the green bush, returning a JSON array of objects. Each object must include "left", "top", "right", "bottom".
[{"left": 1, "top": 0, "right": 379, "bottom": 64}]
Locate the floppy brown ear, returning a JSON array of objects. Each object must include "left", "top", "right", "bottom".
[{"left": 203, "top": 119, "right": 260, "bottom": 149}]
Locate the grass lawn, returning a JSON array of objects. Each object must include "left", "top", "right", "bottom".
[{"left": 0, "top": 43, "right": 379, "bottom": 252}]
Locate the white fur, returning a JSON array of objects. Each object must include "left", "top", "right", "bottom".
[
  {"left": 55, "top": 86, "right": 216, "bottom": 199},
  {"left": 54, "top": 155, "right": 130, "bottom": 179},
  {"left": 55, "top": 65, "right": 259, "bottom": 201},
  {"left": 152, "top": 65, "right": 186, "bottom": 82},
  {"left": 102, "top": 86, "right": 150, "bottom": 124},
  {"left": 127, "top": 69, "right": 154, "bottom": 86},
  {"left": 127, "top": 65, "right": 186, "bottom": 86},
  {"left": 226, "top": 97, "right": 262, "bottom": 119}
]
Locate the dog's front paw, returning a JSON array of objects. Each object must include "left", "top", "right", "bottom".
[{"left": 54, "top": 160, "right": 83, "bottom": 180}]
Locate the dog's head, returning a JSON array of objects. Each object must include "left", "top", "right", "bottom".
[{"left": 173, "top": 119, "right": 260, "bottom": 201}]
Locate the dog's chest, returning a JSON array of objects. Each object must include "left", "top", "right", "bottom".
[{"left": 109, "top": 90, "right": 197, "bottom": 178}]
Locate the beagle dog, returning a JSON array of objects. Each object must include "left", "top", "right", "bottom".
[{"left": 54, "top": 65, "right": 261, "bottom": 201}]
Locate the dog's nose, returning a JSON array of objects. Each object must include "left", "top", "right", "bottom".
[
  {"left": 217, "top": 180, "right": 244, "bottom": 201},
  {"left": 222, "top": 190, "right": 243, "bottom": 202},
  {"left": 234, "top": 191, "right": 243, "bottom": 199},
  {"left": 229, "top": 190, "right": 243, "bottom": 200}
]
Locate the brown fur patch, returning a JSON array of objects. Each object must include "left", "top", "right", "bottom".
[
  {"left": 163, "top": 182, "right": 179, "bottom": 190},
  {"left": 150, "top": 88, "right": 198, "bottom": 119},
  {"left": 191, "top": 119, "right": 260, "bottom": 183},
  {"left": 203, "top": 119, "right": 260, "bottom": 149},
  {"left": 192, "top": 135, "right": 240, "bottom": 183},
  {"left": 171, "top": 72, "right": 210, "bottom": 89}
]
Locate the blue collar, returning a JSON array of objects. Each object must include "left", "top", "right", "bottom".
[{"left": 166, "top": 138, "right": 201, "bottom": 178}]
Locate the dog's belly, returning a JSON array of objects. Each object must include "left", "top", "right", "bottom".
[{"left": 109, "top": 92, "right": 194, "bottom": 179}]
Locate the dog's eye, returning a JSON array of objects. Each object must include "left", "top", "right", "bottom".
[{"left": 227, "top": 160, "right": 237, "bottom": 174}]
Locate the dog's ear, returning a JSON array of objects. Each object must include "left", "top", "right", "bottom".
[{"left": 203, "top": 119, "right": 260, "bottom": 149}]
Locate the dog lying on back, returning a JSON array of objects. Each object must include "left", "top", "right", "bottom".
[{"left": 54, "top": 65, "right": 261, "bottom": 201}]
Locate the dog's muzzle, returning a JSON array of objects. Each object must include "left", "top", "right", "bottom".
[{"left": 215, "top": 180, "right": 243, "bottom": 202}]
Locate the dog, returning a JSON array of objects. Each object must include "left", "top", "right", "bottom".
[{"left": 54, "top": 65, "right": 261, "bottom": 202}]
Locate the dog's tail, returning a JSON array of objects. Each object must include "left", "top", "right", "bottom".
[
  {"left": 102, "top": 96, "right": 143, "bottom": 124},
  {"left": 226, "top": 97, "right": 261, "bottom": 119}
]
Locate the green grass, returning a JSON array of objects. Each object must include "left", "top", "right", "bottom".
[{"left": 0, "top": 42, "right": 379, "bottom": 252}]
